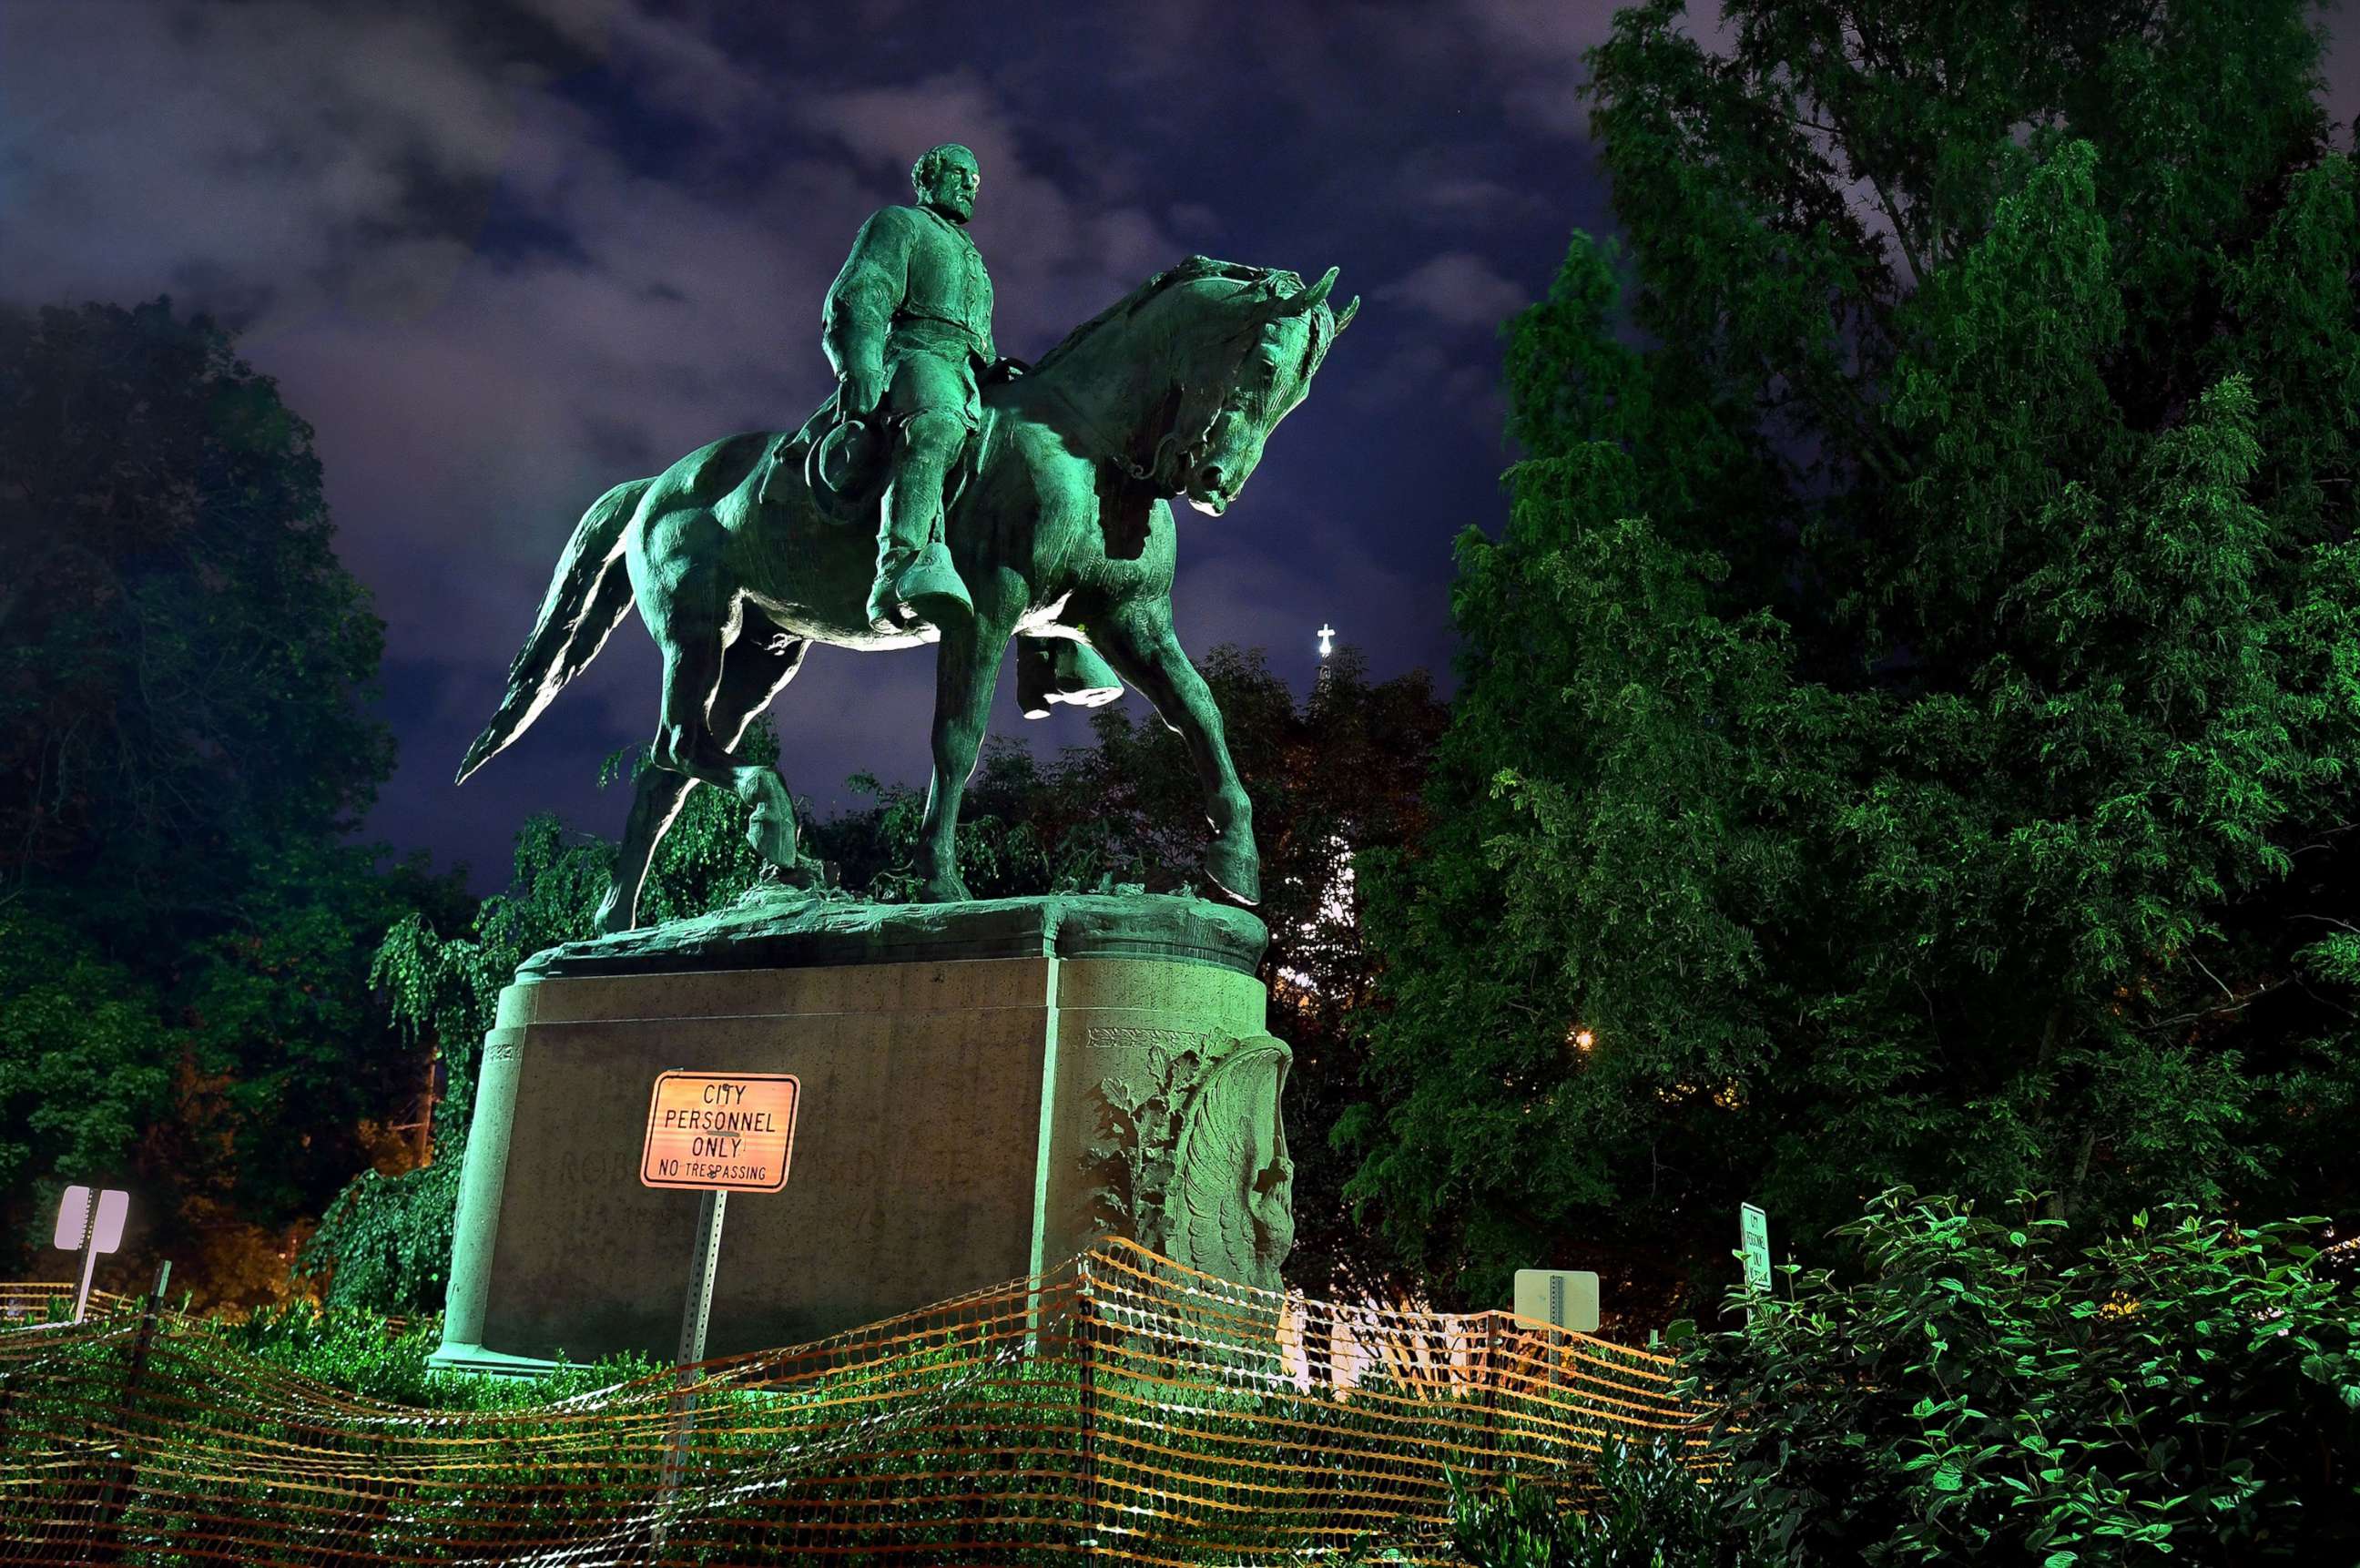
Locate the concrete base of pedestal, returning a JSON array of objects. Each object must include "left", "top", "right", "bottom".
[{"left": 430, "top": 895, "right": 1293, "bottom": 1373}]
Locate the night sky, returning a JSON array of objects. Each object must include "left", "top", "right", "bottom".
[{"left": 5, "top": 2, "right": 2355, "bottom": 891}]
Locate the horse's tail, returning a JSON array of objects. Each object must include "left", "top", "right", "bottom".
[{"left": 455, "top": 477, "right": 647, "bottom": 785}]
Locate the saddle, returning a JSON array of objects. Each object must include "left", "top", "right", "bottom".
[
  {"left": 772, "top": 358, "right": 1031, "bottom": 525},
  {"left": 755, "top": 372, "right": 1121, "bottom": 716}
]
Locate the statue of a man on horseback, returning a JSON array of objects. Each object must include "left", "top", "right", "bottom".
[
  {"left": 819, "top": 141, "right": 1011, "bottom": 637},
  {"left": 457, "top": 143, "right": 1358, "bottom": 929}
]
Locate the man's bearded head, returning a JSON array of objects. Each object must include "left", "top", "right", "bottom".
[{"left": 910, "top": 144, "right": 981, "bottom": 225}]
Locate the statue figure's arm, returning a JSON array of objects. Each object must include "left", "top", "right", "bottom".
[{"left": 822, "top": 209, "right": 914, "bottom": 415}]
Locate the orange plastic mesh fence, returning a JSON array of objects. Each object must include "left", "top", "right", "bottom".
[
  {"left": 0, "top": 1240, "right": 1703, "bottom": 1564},
  {"left": 0, "top": 1288, "right": 134, "bottom": 1327}
]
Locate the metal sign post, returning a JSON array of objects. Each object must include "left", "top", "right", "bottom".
[
  {"left": 89, "top": 1258, "right": 173, "bottom": 1554},
  {"left": 641, "top": 1072, "right": 799, "bottom": 1547},
  {"left": 677, "top": 1189, "right": 728, "bottom": 1369},
  {"left": 52, "top": 1186, "right": 128, "bottom": 1323},
  {"left": 656, "top": 1187, "right": 727, "bottom": 1533}
]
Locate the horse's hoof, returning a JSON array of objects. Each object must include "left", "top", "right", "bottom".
[
  {"left": 1206, "top": 838, "right": 1261, "bottom": 905},
  {"left": 594, "top": 886, "right": 637, "bottom": 933},
  {"left": 747, "top": 807, "right": 798, "bottom": 868}
]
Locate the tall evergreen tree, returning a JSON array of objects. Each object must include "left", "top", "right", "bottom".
[
  {"left": 0, "top": 300, "right": 463, "bottom": 1296},
  {"left": 1346, "top": 0, "right": 2360, "bottom": 1314},
  {"left": 1063, "top": 647, "right": 1450, "bottom": 1294}
]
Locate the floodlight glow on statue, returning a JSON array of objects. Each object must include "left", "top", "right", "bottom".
[{"left": 455, "top": 143, "right": 1356, "bottom": 930}]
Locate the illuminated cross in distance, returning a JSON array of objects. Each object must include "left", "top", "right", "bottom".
[{"left": 1317, "top": 623, "right": 1335, "bottom": 659}]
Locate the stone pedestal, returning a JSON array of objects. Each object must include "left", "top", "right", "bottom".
[{"left": 431, "top": 893, "right": 1292, "bottom": 1374}]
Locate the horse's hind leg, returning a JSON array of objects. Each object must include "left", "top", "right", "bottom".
[
  {"left": 596, "top": 767, "right": 694, "bottom": 933},
  {"left": 714, "top": 624, "right": 813, "bottom": 872},
  {"left": 632, "top": 543, "right": 805, "bottom": 875},
  {"left": 1013, "top": 635, "right": 1123, "bottom": 718},
  {"left": 596, "top": 623, "right": 810, "bottom": 932}
]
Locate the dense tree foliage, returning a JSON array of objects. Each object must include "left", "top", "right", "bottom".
[
  {"left": 0, "top": 300, "right": 392, "bottom": 924},
  {"left": 319, "top": 649, "right": 1444, "bottom": 1309},
  {"left": 1044, "top": 648, "right": 1450, "bottom": 1294},
  {"left": 310, "top": 740, "right": 778, "bottom": 1312},
  {"left": 0, "top": 300, "right": 466, "bottom": 1300},
  {"left": 1347, "top": 0, "right": 2360, "bottom": 1314},
  {"left": 1447, "top": 1435, "right": 1756, "bottom": 1567},
  {"left": 1694, "top": 1194, "right": 2359, "bottom": 1565}
]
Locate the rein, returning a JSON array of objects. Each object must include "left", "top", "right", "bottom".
[
  {"left": 1036, "top": 380, "right": 1172, "bottom": 489},
  {"left": 1031, "top": 300, "right": 1268, "bottom": 496}
]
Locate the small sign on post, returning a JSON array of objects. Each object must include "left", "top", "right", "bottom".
[
  {"left": 53, "top": 1186, "right": 129, "bottom": 1323},
  {"left": 1512, "top": 1269, "right": 1601, "bottom": 1334},
  {"left": 1739, "top": 1201, "right": 1772, "bottom": 1310},
  {"left": 640, "top": 1072, "right": 799, "bottom": 1545}
]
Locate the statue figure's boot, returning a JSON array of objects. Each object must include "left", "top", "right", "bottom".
[
  {"left": 868, "top": 539, "right": 971, "bottom": 636},
  {"left": 1015, "top": 637, "right": 1124, "bottom": 718},
  {"left": 870, "top": 410, "right": 974, "bottom": 635}
]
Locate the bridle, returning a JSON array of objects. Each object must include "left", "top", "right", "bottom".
[{"left": 1041, "top": 283, "right": 1311, "bottom": 496}]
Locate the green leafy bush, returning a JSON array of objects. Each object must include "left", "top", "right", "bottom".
[
  {"left": 1446, "top": 1437, "right": 1755, "bottom": 1567},
  {"left": 211, "top": 1298, "right": 660, "bottom": 1408},
  {"left": 1691, "top": 1192, "right": 2360, "bottom": 1564}
]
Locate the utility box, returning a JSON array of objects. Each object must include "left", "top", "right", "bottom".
[{"left": 1513, "top": 1268, "right": 1600, "bottom": 1333}]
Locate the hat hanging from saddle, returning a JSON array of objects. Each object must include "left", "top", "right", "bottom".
[{"left": 804, "top": 411, "right": 889, "bottom": 524}]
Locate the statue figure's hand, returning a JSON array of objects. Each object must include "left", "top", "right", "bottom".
[{"left": 841, "top": 365, "right": 886, "bottom": 421}]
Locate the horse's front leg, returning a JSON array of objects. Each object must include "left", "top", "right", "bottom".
[
  {"left": 916, "top": 597, "right": 1018, "bottom": 902},
  {"left": 1092, "top": 604, "right": 1260, "bottom": 904}
]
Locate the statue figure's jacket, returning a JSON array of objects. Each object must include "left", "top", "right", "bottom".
[{"left": 822, "top": 204, "right": 997, "bottom": 395}]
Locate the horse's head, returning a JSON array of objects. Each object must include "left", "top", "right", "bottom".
[{"left": 1162, "top": 263, "right": 1358, "bottom": 517}]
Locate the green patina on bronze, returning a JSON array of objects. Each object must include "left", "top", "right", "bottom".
[
  {"left": 453, "top": 174, "right": 1357, "bottom": 932},
  {"left": 817, "top": 141, "right": 1000, "bottom": 636}
]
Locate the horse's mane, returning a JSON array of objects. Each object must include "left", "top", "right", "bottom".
[{"left": 1029, "top": 256, "right": 1303, "bottom": 376}]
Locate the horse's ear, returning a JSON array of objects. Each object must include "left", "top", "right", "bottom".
[
  {"left": 1333, "top": 295, "right": 1359, "bottom": 333},
  {"left": 1266, "top": 266, "right": 1338, "bottom": 320}
]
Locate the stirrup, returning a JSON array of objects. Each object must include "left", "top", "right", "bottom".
[{"left": 870, "top": 542, "right": 971, "bottom": 634}]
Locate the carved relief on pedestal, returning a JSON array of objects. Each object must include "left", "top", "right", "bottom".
[{"left": 1082, "top": 1025, "right": 1295, "bottom": 1290}]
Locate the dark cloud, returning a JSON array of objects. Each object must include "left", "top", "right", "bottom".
[{"left": 1378, "top": 250, "right": 1532, "bottom": 331}]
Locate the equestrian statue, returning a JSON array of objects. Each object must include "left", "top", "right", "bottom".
[{"left": 455, "top": 142, "right": 1356, "bottom": 932}]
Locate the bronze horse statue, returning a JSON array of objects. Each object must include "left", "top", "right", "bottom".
[{"left": 456, "top": 257, "right": 1356, "bottom": 930}]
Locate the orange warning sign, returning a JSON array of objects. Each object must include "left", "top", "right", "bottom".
[{"left": 640, "top": 1072, "right": 800, "bottom": 1192}]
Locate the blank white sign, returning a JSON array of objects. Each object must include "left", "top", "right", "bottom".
[
  {"left": 53, "top": 1186, "right": 127, "bottom": 1254},
  {"left": 1513, "top": 1268, "right": 1600, "bottom": 1333}
]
